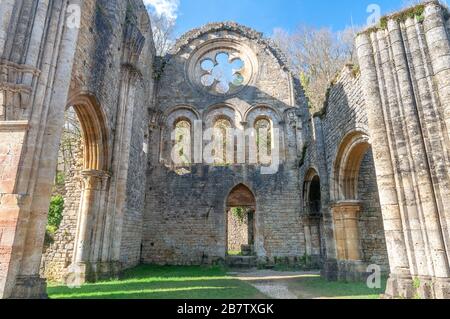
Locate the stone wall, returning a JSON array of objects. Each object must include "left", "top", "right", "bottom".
[
  {"left": 143, "top": 22, "right": 307, "bottom": 266},
  {"left": 227, "top": 211, "right": 249, "bottom": 252},
  {"left": 299, "top": 65, "right": 389, "bottom": 278},
  {"left": 41, "top": 142, "right": 83, "bottom": 282},
  {"left": 0, "top": 0, "right": 156, "bottom": 294},
  {"left": 144, "top": 166, "right": 304, "bottom": 265},
  {"left": 355, "top": 0, "right": 450, "bottom": 298},
  {"left": 357, "top": 150, "right": 389, "bottom": 270}
]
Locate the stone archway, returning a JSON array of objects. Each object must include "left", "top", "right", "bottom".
[
  {"left": 331, "top": 131, "right": 389, "bottom": 281},
  {"left": 42, "top": 93, "right": 111, "bottom": 285},
  {"left": 226, "top": 184, "right": 256, "bottom": 256},
  {"left": 332, "top": 132, "right": 370, "bottom": 263},
  {"left": 303, "top": 169, "right": 325, "bottom": 265}
]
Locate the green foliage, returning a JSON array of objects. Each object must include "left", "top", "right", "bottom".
[
  {"left": 45, "top": 195, "right": 64, "bottom": 246},
  {"left": 361, "top": 4, "right": 426, "bottom": 35},
  {"left": 413, "top": 277, "right": 421, "bottom": 289},
  {"left": 55, "top": 172, "right": 65, "bottom": 187},
  {"left": 298, "top": 144, "right": 308, "bottom": 167},
  {"left": 230, "top": 207, "right": 247, "bottom": 223},
  {"left": 299, "top": 253, "right": 313, "bottom": 268},
  {"left": 48, "top": 195, "right": 64, "bottom": 229},
  {"left": 351, "top": 64, "right": 360, "bottom": 78},
  {"left": 153, "top": 59, "right": 168, "bottom": 80}
]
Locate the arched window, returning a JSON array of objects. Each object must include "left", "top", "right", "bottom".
[
  {"left": 255, "top": 118, "right": 272, "bottom": 165},
  {"left": 213, "top": 118, "right": 233, "bottom": 165},
  {"left": 173, "top": 119, "right": 192, "bottom": 166}
]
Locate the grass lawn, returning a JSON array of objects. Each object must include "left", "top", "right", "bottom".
[
  {"left": 47, "top": 265, "right": 267, "bottom": 299},
  {"left": 287, "top": 275, "right": 387, "bottom": 299}
]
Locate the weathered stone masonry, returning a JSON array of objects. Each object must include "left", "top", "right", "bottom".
[
  {"left": 0, "top": 0, "right": 155, "bottom": 298},
  {"left": 300, "top": 64, "right": 389, "bottom": 281},
  {"left": 1, "top": 0, "right": 450, "bottom": 300},
  {"left": 144, "top": 22, "right": 308, "bottom": 265},
  {"left": 356, "top": 1, "right": 450, "bottom": 299}
]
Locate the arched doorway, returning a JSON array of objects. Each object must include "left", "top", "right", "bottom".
[
  {"left": 303, "top": 169, "right": 325, "bottom": 265},
  {"left": 331, "top": 131, "right": 388, "bottom": 273},
  {"left": 226, "top": 184, "right": 256, "bottom": 256},
  {"left": 332, "top": 132, "right": 370, "bottom": 262},
  {"left": 42, "top": 93, "right": 110, "bottom": 284}
]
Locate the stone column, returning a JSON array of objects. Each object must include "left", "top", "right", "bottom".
[
  {"left": 376, "top": 24, "right": 429, "bottom": 279},
  {"left": 422, "top": 4, "right": 450, "bottom": 298},
  {"left": 0, "top": 122, "right": 34, "bottom": 298},
  {"left": 303, "top": 215, "right": 322, "bottom": 258},
  {"left": 424, "top": 2, "right": 450, "bottom": 141},
  {"left": 304, "top": 221, "right": 312, "bottom": 256},
  {"left": 0, "top": 0, "right": 16, "bottom": 56},
  {"left": 6, "top": 0, "right": 83, "bottom": 299},
  {"left": 70, "top": 170, "right": 110, "bottom": 283},
  {"left": 313, "top": 118, "right": 337, "bottom": 279},
  {"left": 332, "top": 201, "right": 362, "bottom": 261},
  {"left": 388, "top": 19, "right": 449, "bottom": 284},
  {"left": 356, "top": 32, "right": 413, "bottom": 298}
]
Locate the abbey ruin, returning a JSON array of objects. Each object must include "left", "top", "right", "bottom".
[{"left": 1, "top": 0, "right": 450, "bottom": 299}]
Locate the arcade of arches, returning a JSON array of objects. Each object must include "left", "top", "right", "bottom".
[{"left": 1, "top": 0, "right": 450, "bottom": 299}]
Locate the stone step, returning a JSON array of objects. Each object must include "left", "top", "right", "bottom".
[{"left": 225, "top": 256, "right": 257, "bottom": 269}]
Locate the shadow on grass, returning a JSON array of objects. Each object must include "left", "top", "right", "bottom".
[
  {"left": 287, "top": 276, "right": 388, "bottom": 299},
  {"left": 47, "top": 265, "right": 266, "bottom": 300}
]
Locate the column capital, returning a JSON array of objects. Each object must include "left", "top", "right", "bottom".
[
  {"left": 331, "top": 200, "right": 362, "bottom": 209},
  {"left": 332, "top": 201, "right": 361, "bottom": 220},
  {"left": 81, "top": 170, "right": 110, "bottom": 190}
]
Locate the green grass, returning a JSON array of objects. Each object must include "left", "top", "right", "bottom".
[
  {"left": 227, "top": 250, "right": 243, "bottom": 256},
  {"left": 47, "top": 265, "right": 266, "bottom": 299},
  {"left": 288, "top": 276, "right": 387, "bottom": 299}
]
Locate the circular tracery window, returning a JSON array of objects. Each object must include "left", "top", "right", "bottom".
[
  {"left": 200, "top": 52, "right": 245, "bottom": 94},
  {"left": 186, "top": 40, "right": 258, "bottom": 96}
]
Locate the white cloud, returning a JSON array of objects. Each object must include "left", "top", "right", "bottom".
[{"left": 143, "top": 0, "right": 180, "bottom": 22}]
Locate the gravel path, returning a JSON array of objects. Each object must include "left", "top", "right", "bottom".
[{"left": 230, "top": 269, "right": 321, "bottom": 299}]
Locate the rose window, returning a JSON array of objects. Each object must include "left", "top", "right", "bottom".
[{"left": 200, "top": 52, "right": 245, "bottom": 94}]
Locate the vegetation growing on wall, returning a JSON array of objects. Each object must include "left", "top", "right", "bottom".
[
  {"left": 231, "top": 207, "right": 248, "bottom": 223},
  {"left": 361, "top": 4, "right": 427, "bottom": 35},
  {"left": 45, "top": 195, "right": 64, "bottom": 246}
]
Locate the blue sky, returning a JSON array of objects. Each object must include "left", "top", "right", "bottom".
[
  {"left": 144, "top": 0, "right": 438, "bottom": 38},
  {"left": 173, "top": 0, "right": 406, "bottom": 36}
]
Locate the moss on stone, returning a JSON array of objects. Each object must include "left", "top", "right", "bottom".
[{"left": 358, "top": 2, "right": 430, "bottom": 36}]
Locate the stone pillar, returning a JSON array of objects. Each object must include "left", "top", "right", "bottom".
[
  {"left": 304, "top": 222, "right": 312, "bottom": 256},
  {"left": 423, "top": 5, "right": 450, "bottom": 297},
  {"left": 375, "top": 24, "right": 429, "bottom": 279},
  {"left": 303, "top": 215, "right": 322, "bottom": 258},
  {"left": 0, "top": 122, "right": 35, "bottom": 298},
  {"left": 313, "top": 118, "right": 337, "bottom": 279},
  {"left": 0, "top": 0, "right": 16, "bottom": 56},
  {"left": 424, "top": 2, "right": 450, "bottom": 141},
  {"left": 4, "top": 0, "right": 83, "bottom": 299},
  {"left": 389, "top": 19, "right": 449, "bottom": 283},
  {"left": 70, "top": 170, "right": 110, "bottom": 284},
  {"left": 332, "top": 202, "right": 362, "bottom": 261},
  {"left": 356, "top": 32, "right": 413, "bottom": 298}
]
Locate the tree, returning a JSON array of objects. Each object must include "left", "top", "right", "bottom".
[
  {"left": 272, "top": 25, "right": 359, "bottom": 113},
  {"left": 56, "top": 107, "right": 82, "bottom": 185},
  {"left": 148, "top": 11, "right": 176, "bottom": 56}
]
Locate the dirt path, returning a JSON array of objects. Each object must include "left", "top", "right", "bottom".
[{"left": 229, "top": 269, "right": 321, "bottom": 299}]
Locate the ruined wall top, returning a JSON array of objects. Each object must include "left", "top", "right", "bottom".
[
  {"left": 170, "top": 21, "right": 290, "bottom": 71},
  {"left": 358, "top": 0, "right": 449, "bottom": 36},
  {"left": 156, "top": 21, "right": 308, "bottom": 116}
]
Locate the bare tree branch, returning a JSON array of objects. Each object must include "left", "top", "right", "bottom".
[{"left": 273, "top": 25, "right": 359, "bottom": 113}]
